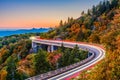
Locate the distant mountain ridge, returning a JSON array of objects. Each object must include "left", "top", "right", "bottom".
[{"left": 0, "top": 28, "right": 50, "bottom": 37}]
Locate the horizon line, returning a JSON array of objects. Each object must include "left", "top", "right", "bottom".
[
  {"left": 0, "top": 27, "right": 52, "bottom": 30},
  {"left": 0, "top": 27, "right": 54, "bottom": 29}
]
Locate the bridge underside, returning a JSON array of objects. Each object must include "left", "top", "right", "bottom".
[{"left": 32, "top": 42, "right": 58, "bottom": 53}]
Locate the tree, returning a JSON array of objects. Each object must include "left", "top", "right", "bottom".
[
  {"left": 72, "top": 45, "right": 79, "bottom": 58},
  {"left": 0, "top": 70, "right": 7, "bottom": 80},
  {"left": 89, "top": 34, "right": 100, "bottom": 43},
  {"left": 0, "top": 46, "right": 10, "bottom": 64},
  {"left": 110, "top": 0, "right": 118, "bottom": 8},
  {"left": 92, "top": 5, "right": 96, "bottom": 15},
  {"left": 59, "top": 43, "right": 65, "bottom": 53},
  {"left": 68, "top": 17, "right": 70, "bottom": 23},
  {"left": 87, "top": 9, "right": 91, "bottom": 15},
  {"left": 68, "top": 51, "right": 74, "bottom": 65},
  {"left": 6, "top": 56, "right": 18, "bottom": 80},
  {"left": 106, "top": 0, "right": 110, "bottom": 12},
  {"left": 81, "top": 11, "right": 85, "bottom": 16},
  {"left": 57, "top": 43, "right": 66, "bottom": 67},
  {"left": 59, "top": 20, "right": 63, "bottom": 27},
  {"left": 60, "top": 48, "right": 71, "bottom": 67},
  {"left": 47, "top": 52, "right": 61, "bottom": 69},
  {"left": 34, "top": 49, "right": 50, "bottom": 74},
  {"left": 68, "top": 17, "right": 74, "bottom": 24},
  {"left": 68, "top": 45, "right": 80, "bottom": 64}
]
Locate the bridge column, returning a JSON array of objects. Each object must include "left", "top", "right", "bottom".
[
  {"left": 47, "top": 45, "right": 51, "bottom": 52},
  {"left": 51, "top": 45, "right": 54, "bottom": 52},
  {"left": 32, "top": 42, "right": 37, "bottom": 53},
  {"left": 47, "top": 45, "right": 55, "bottom": 52}
]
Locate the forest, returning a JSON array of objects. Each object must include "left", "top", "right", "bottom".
[
  {"left": 0, "top": 0, "right": 120, "bottom": 80},
  {"left": 40, "top": 0, "right": 120, "bottom": 80},
  {"left": 0, "top": 33, "right": 88, "bottom": 80}
]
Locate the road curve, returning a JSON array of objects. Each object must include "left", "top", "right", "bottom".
[{"left": 27, "top": 38, "right": 105, "bottom": 80}]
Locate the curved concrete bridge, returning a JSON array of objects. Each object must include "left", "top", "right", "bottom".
[{"left": 27, "top": 37, "right": 105, "bottom": 80}]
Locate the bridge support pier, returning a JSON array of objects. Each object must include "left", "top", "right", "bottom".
[
  {"left": 47, "top": 45, "right": 54, "bottom": 52},
  {"left": 32, "top": 42, "right": 37, "bottom": 53},
  {"left": 32, "top": 41, "right": 58, "bottom": 53}
]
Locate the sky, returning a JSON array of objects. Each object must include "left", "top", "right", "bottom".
[{"left": 0, "top": 0, "right": 103, "bottom": 29}]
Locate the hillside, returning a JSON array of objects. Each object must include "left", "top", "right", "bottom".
[
  {"left": 40, "top": 0, "right": 120, "bottom": 79},
  {"left": 41, "top": 0, "right": 120, "bottom": 42},
  {"left": 0, "top": 0, "right": 120, "bottom": 80},
  {"left": 76, "top": 8, "right": 120, "bottom": 80}
]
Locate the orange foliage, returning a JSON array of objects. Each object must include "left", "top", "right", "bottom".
[
  {"left": 0, "top": 47, "right": 9, "bottom": 57},
  {"left": 0, "top": 70, "right": 7, "bottom": 80},
  {"left": 17, "top": 54, "right": 35, "bottom": 76},
  {"left": 81, "top": 25, "right": 86, "bottom": 32},
  {"left": 70, "top": 23, "right": 81, "bottom": 34},
  {"left": 47, "top": 52, "right": 61, "bottom": 66},
  {"left": 94, "top": 22, "right": 100, "bottom": 28}
]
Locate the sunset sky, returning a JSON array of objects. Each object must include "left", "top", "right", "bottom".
[{"left": 0, "top": 0, "right": 103, "bottom": 29}]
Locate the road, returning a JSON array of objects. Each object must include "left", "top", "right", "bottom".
[{"left": 28, "top": 38, "right": 105, "bottom": 80}]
